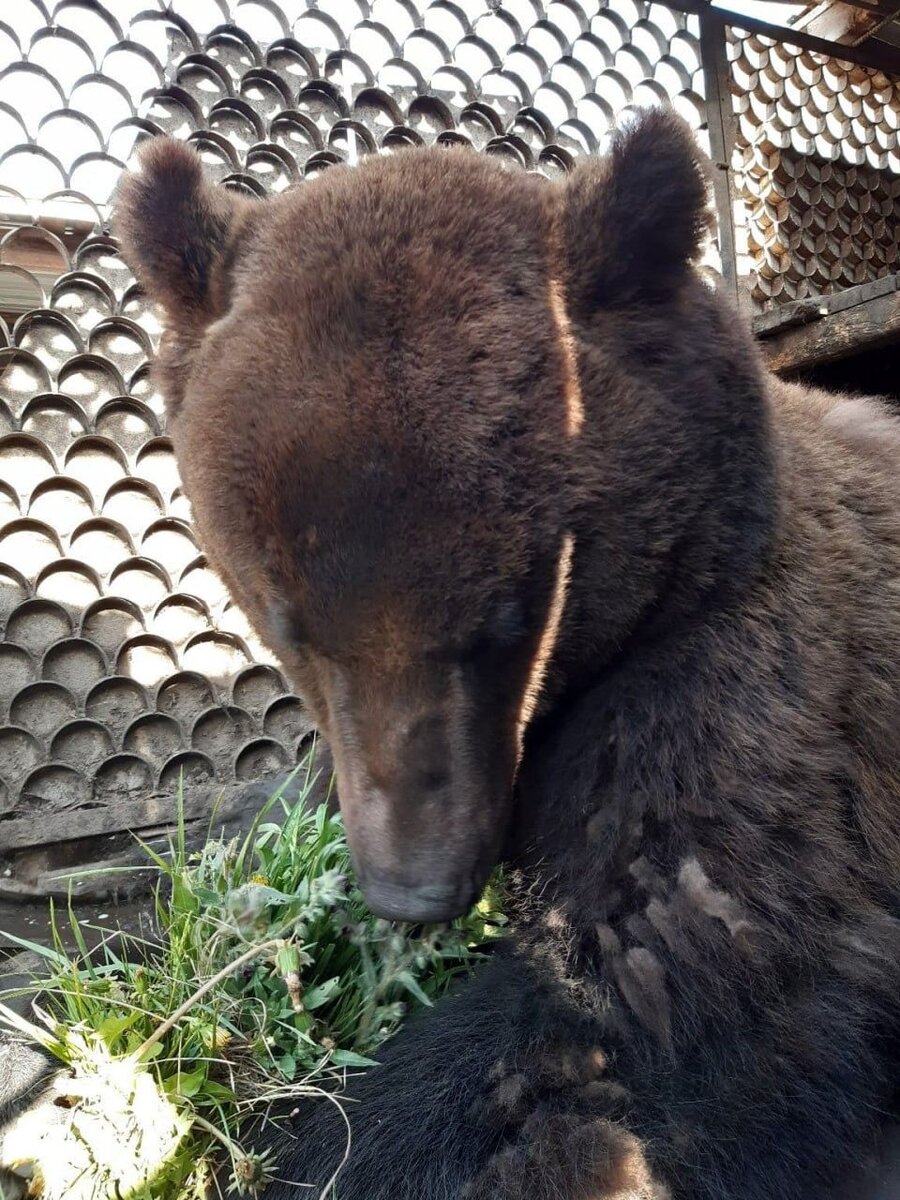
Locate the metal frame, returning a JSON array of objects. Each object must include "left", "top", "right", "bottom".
[
  {"left": 673, "top": 0, "right": 900, "bottom": 354},
  {"left": 699, "top": 10, "right": 743, "bottom": 302}
]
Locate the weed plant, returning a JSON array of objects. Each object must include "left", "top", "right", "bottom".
[{"left": 0, "top": 751, "right": 504, "bottom": 1200}]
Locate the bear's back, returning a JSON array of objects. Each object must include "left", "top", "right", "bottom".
[{"left": 747, "top": 378, "right": 900, "bottom": 894}]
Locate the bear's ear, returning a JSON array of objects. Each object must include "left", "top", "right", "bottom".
[
  {"left": 560, "top": 108, "right": 713, "bottom": 310},
  {"left": 114, "top": 136, "right": 251, "bottom": 324}
]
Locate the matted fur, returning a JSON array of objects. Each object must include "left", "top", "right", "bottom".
[{"left": 115, "top": 110, "right": 900, "bottom": 1199}]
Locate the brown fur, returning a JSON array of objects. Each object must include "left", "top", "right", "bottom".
[{"left": 114, "top": 110, "right": 900, "bottom": 1199}]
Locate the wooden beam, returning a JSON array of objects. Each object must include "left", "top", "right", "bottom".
[
  {"left": 794, "top": 0, "right": 900, "bottom": 46},
  {"left": 757, "top": 280, "right": 900, "bottom": 372},
  {"left": 754, "top": 296, "right": 828, "bottom": 338},
  {"left": 754, "top": 274, "right": 900, "bottom": 336}
]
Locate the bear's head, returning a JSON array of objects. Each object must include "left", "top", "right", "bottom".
[{"left": 115, "top": 111, "right": 774, "bottom": 921}]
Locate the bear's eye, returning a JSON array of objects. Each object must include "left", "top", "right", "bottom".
[
  {"left": 490, "top": 597, "right": 527, "bottom": 644},
  {"left": 459, "top": 598, "right": 527, "bottom": 663}
]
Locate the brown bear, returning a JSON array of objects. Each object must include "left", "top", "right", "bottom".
[{"left": 114, "top": 110, "right": 900, "bottom": 1200}]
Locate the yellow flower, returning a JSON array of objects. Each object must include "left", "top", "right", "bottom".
[
  {"left": 249, "top": 873, "right": 268, "bottom": 886},
  {"left": 212, "top": 1026, "right": 232, "bottom": 1051}
]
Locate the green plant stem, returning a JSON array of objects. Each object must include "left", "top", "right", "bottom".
[
  {"left": 133, "top": 937, "right": 284, "bottom": 1063},
  {"left": 190, "top": 1113, "right": 243, "bottom": 1157}
]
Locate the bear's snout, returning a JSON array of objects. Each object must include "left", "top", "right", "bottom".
[
  {"left": 358, "top": 876, "right": 478, "bottom": 924},
  {"left": 332, "top": 737, "right": 511, "bottom": 923},
  {"left": 320, "top": 663, "right": 518, "bottom": 923}
]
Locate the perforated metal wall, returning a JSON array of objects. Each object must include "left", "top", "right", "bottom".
[{"left": 729, "top": 27, "right": 900, "bottom": 306}]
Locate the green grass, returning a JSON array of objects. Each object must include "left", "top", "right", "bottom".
[{"left": 0, "top": 748, "right": 505, "bottom": 1200}]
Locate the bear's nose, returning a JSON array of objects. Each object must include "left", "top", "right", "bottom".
[{"left": 360, "top": 876, "right": 476, "bottom": 923}]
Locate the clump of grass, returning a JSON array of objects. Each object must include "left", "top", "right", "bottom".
[{"left": 0, "top": 751, "right": 505, "bottom": 1200}]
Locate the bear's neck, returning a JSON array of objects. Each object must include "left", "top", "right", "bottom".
[
  {"left": 548, "top": 281, "right": 779, "bottom": 702},
  {"left": 503, "top": 284, "right": 781, "bottom": 898}
]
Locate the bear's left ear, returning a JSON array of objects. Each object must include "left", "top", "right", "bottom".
[
  {"left": 114, "top": 136, "right": 253, "bottom": 327},
  {"left": 560, "top": 108, "right": 713, "bottom": 310}
]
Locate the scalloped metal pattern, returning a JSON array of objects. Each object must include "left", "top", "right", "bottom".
[
  {"left": 0, "top": 0, "right": 720, "bottom": 921},
  {"left": 729, "top": 27, "right": 900, "bottom": 307},
  {"left": 0, "top": 0, "right": 711, "bottom": 194}
]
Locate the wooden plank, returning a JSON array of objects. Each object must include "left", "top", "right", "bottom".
[
  {"left": 0, "top": 783, "right": 241, "bottom": 854},
  {"left": 759, "top": 286, "right": 900, "bottom": 372},
  {"left": 754, "top": 297, "right": 828, "bottom": 337},
  {"left": 0, "top": 759, "right": 328, "bottom": 854},
  {"left": 700, "top": 11, "right": 742, "bottom": 302},
  {"left": 816, "top": 274, "right": 900, "bottom": 313},
  {"left": 754, "top": 275, "right": 900, "bottom": 337}
]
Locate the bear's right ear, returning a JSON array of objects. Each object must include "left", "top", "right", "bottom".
[
  {"left": 560, "top": 108, "right": 713, "bottom": 311},
  {"left": 114, "top": 136, "right": 251, "bottom": 325}
]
